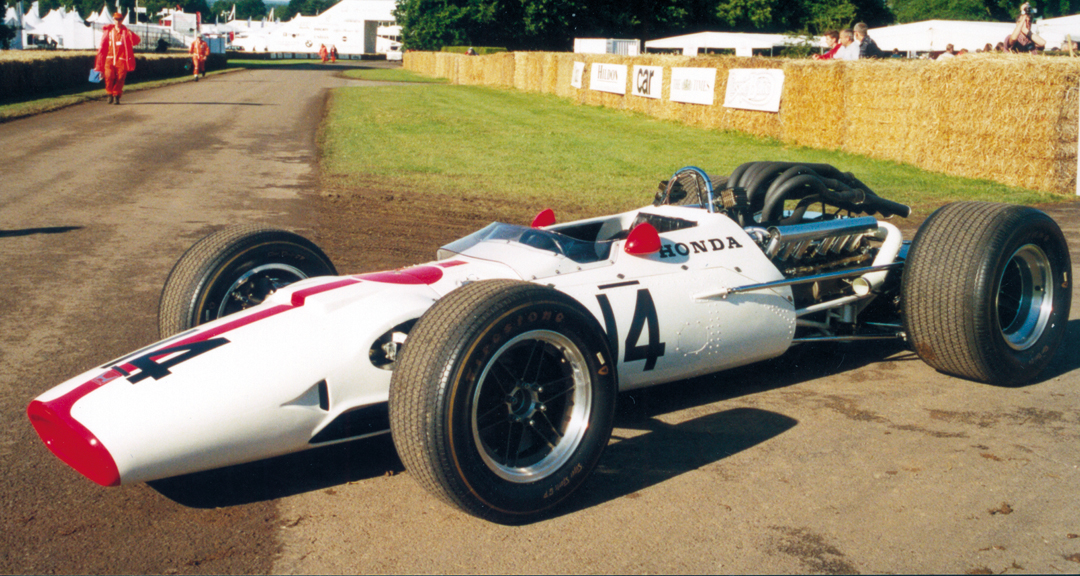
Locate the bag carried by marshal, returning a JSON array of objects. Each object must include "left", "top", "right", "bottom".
[{"left": 89, "top": 69, "right": 102, "bottom": 83}]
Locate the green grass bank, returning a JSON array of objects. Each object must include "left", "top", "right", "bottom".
[{"left": 321, "top": 81, "right": 1070, "bottom": 219}]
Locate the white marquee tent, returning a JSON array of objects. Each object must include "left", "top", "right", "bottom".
[
  {"left": 230, "top": 0, "right": 397, "bottom": 54},
  {"left": 867, "top": 20, "right": 1016, "bottom": 52},
  {"left": 644, "top": 31, "right": 799, "bottom": 56}
]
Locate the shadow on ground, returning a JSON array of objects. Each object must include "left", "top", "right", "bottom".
[
  {"left": 148, "top": 339, "right": 911, "bottom": 510},
  {"left": 149, "top": 433, "right": 402, "bottom": 508},
  {"left": 0, "top": 226, "right": 82, "bottom": 237},
  {"left": 148, "top": 327, "right": 1080, "bottom": 512}
]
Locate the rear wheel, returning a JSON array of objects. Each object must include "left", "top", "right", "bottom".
[
  {"left": 902, "top": 202, "right": 1071, "bottom": 384},
  {"left": 389, "top": 280, "right": 616, "bottom": 524},
  {"left": 158, "top": 225, "right": 337, "bottom": 338}
]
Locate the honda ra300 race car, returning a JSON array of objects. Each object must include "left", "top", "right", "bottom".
[{"left": 28, "top": 162, "right": 1072, "bottom": 524}]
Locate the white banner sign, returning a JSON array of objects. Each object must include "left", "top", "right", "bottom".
[
  {"left": 631, "top": 65, "right": 663, "bottom": 99},
  {"left": 723, "top": 69, "right": 785, "bottom": 113},
  {"left": 670, "top": 67, "right": 717, "bottom": 106},
  {"left": 571, "top": 62, "right": 585, "bottom": 89},
  {"left": 590, "top": 63, "right": 627, "bottom": 95}
]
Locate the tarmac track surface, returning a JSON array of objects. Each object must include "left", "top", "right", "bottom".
[{"left": 2, "top": 65, "right": 1080, "bottom": 574}]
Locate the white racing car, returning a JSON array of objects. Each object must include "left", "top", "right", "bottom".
[{"left": 28, "top": 163, "right": 1072, "bottom": 523}]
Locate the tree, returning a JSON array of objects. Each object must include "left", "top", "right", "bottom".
[
  {"left": 211, "top": 0, "right": 266, "bottom": 20},
  {"left": 282, "top": 0, "right": 335, "bottom": 20},
  {"left": 393, "top": 0, "right": 899, "bottom": 51},
  {"left": 890, "top": 0, "right": 1010, "bottom": 22},
  {"left": 0, "top": 21, "right": 15, "bottom": 48}
]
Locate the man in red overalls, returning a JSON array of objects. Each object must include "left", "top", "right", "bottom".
[
  {"left": 189, "top": 35, "right": 209, "bottom": 81},
  {"left": 94, "top": 12, "right": 140, "bottom": 105},
  {"left": 319, "top": 43, "right": 328, "bottom": 63}
]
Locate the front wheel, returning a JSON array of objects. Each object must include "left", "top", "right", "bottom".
[
  {"left": 158, "top": 225, "right": 337, "bottom": 338},
  {"left": 389, "top": 280, "right": 617, "bottom": 524},
  {"left": 902, "top": 202, "right": 1071, "bottom": 385}
]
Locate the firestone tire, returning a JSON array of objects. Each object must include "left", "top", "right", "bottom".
[
  {"left": 389, "top": 280, "right": 617, "bottom": 524},
  {"left": 902, "top": 202, "right": 1071, "bottom": 385},
  {"left": 158, "top": 225, "right": 337, "bottom": 338}
]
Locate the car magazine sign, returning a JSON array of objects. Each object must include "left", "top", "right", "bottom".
[
  {"left": 631, "top": 65, "right": 663, "bottom": 99},
  {"left": 723, "top": 69, "right": 785, "bottom": 113},
  {"left": 669, "top": 67, "right": 716, "bottom": 106},
  {"left": 590, "top": 63, "right": 627, "bottom": 95},
  {"left": 571, "top": 62, "right": 585, "bottom": 89}
]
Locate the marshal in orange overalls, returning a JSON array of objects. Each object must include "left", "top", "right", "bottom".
[
  {"left": 94, "top": 13, "right": 141, "bottom": 104},
  {"left": 189, "top": 37, "right": 210, "bottom": 80}
]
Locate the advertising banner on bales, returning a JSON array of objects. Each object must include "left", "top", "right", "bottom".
[
  {"left": 590, "top": 63, "right": 627, "bottom": 95},
  {"left": 572, "top": 62, "right": 585, "bottom": 89},
  {"left": 670, "top": 67, "right": 716, "bottom": 106},
  {"left": 723, "top": 69, "right": 785, "bottom": 113},
  {"left": 631, "top": 65, "right": 663, "bottom": 99}
]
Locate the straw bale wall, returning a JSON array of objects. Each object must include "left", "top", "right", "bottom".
[{"left": 405, "top": 51, "right": 1080, "bottom": 195}]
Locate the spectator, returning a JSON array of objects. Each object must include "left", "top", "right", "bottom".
[
  {"left": 984, "top": 43, "right": 993, "bottom": 52},
  {"left": 466, "top": 47, "right": 477, "bottom": 56},
  {"left": 330, "top": 45, "right": 337, "bottom": 62},
  {"left": 813, "top": 30, "right": 841, "bottom": 60},
  {"left": 937, "top": 44, "right": 956, "bottom": 60},
  {"left": 854, "top": 22, "right": 884, "bottom": 58},
  {"left": 1006, "top": 2, "right": 1046, "bottom": 52},
  {"left": 835, "top": 29, "right": 860, "bottom": 60}
]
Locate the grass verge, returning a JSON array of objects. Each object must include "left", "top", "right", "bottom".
[
  {"left": 340, "top": 68, "right": 447, "bottom": 83},
  {"left": 322, "top": 83, "right": 1073, "bottom": 219}
]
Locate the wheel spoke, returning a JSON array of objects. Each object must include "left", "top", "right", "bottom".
[
  {"left": 490, "top": 360, "right": 519, "bottom": 395},
  {"left": 537, "top": 374, "right": 574, "bottom": 402},
  {"left": 476, "top": 403, "right": 508, "bottom": 433},
  {"left": 504, "top": 422, "right": 526, "bottom": 466},
  {"left": 535, "top": 410, "right": 564, "bottom": 446},
  {"left": 522, "top": 338, "right": 546, "bottom": 384}
]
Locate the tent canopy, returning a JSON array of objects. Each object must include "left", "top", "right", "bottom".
[{"left": 645, "top": 31, "right": 797, "bottom": 55}]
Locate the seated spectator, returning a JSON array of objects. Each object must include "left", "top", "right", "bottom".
[
  {"left": 814, "top": 30, "right": 841, "bottom": 60},
  {"left": 984, "top": 43, "right": 994, "bottom": 52},
  {"left": 937, "top": 44, "right": 956, "bottom": 60},
  {"left": 854, "top": 22, "right": 885, "bottom": 58},
  {"left": 835, "top": 29, "right": 860, "bottom": 60},
  {"left": 1006, "top": 2, "right": 1046, "bottom": 52}
]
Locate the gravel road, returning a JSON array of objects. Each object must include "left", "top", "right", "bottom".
[{"left": 1, "top": 64, "right": 1078, "bottom": 575}]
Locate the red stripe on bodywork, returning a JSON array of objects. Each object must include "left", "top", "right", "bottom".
[
  {"left": 356, "top": 266, "right": 443, "bottom": 285},
  {"left": 28, "top": 276, "right": 362, "bottom": 486}
]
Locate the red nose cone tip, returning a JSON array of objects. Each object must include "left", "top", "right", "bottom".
[
  {"left": 27, "top": 400, "right": 120, "bottom": 487},
  {"left": 531, "top": 208, "right": 556, "bottom": 228},
  {"left": 624, "top": 222, "right": 661, "bottom": 255}
]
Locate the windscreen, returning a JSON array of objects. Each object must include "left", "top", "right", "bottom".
[{"left": 439, "top": 223, "right": 613, "bottom": 264}]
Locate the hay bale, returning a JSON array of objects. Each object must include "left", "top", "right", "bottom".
[
  {"left": 393, "top": 50, "right": 1080, "bottom": 195},
  {"left": 901, "top": 55, "right": 1079, "bottom": 193},
  {"left": 780, "top": 60, "right": 847, "bottom": 150}
]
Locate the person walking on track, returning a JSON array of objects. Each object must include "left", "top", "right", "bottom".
[
  {"left": 190, "top": 35, "right": 209, "bottom": 81},
  {"left": 94, "top": 12, "right": 141, "bottom": 105}
]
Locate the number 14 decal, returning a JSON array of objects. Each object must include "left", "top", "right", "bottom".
[{"left": 596, "top": 289, "right": 666, "bottom": 371}]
